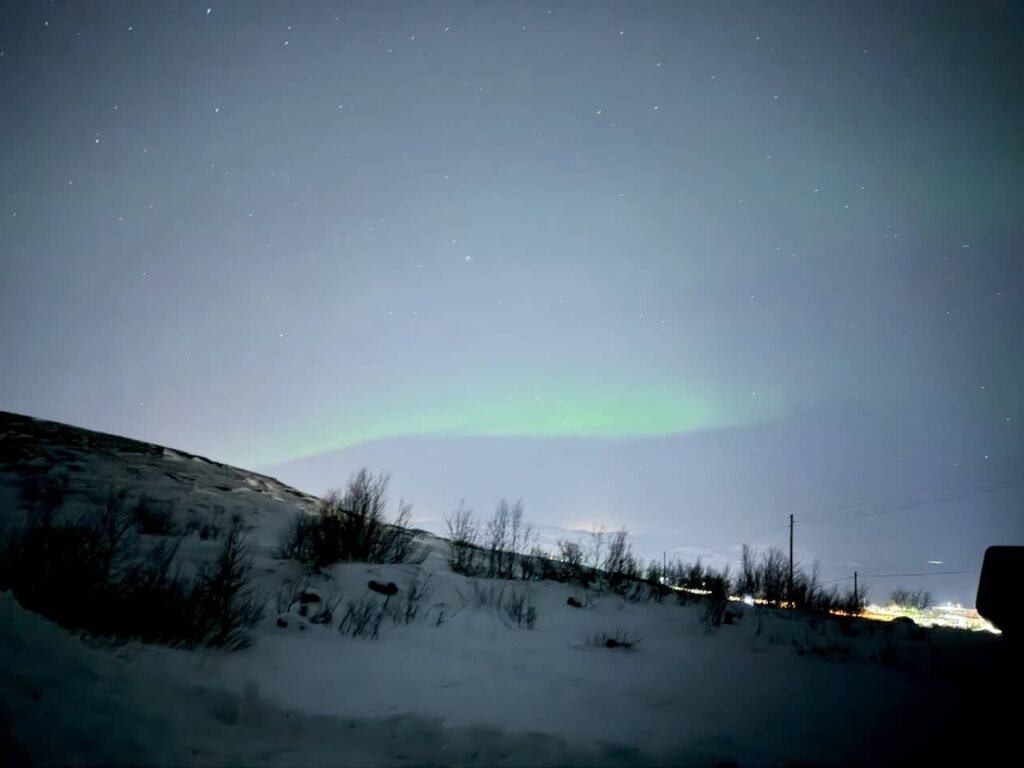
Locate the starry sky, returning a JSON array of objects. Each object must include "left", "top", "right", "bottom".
[{"left": 2, "top": 1, "right": 1022, "bottom": 605}]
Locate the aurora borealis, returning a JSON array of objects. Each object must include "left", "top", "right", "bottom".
[{"left": 1, "top": 1, "right": 1022, "bottom": 604}]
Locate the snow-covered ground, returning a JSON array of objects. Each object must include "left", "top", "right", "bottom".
[{"left": 0, "top": 411, "right": 1016, "bottom": 766}]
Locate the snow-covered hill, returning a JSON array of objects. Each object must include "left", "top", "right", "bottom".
[{"left": 0, "top": 411, "right": 1015, "bottom": 767}]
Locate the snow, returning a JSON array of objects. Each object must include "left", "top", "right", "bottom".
[{"left": 0, "top": 410, "right": 1013, "bottom": 766}]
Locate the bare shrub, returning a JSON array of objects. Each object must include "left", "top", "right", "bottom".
[
  {"left": 602, "top": 529, "right": 640, "bottom": 594},
  {"left": 738, "top": 543, "right": 758, "bottom": 597},
  {"left": 587, "top": 526, "right": 606, "bottom": 573},
  {"left": 278, "top": 469, "right": 420, "bottom": 567},
  {"left": 309, "top": 592, "right": 343, "bottom": 625},
  {"left": 97, "top": 488, "right": 138, "bottom": 581},
  {"left": 133, "top": 494, "right": 177, "bottom": 535},
  {"left": 477, "top": 499, "right": 537, "bottom": 580},
  {"left": 557, "top": 539, "right": 585, "bottom": 584},
  {"left": 445, "top": 502, "right": 480, "bottom": 576},
  {"left": 19, "top": 473, "right": 69, "bottom": 526},
  {"left": 889, "top": 588, "right": 933, "bottom": 610},
  {"left": 338, "top": 597, "right": 384, "bottom": 639},
  {"left": 185, "top": 510, "right": 221, "bottom": 541},
  {"left": 592, "top": 631, "right": 642, "bottom": 649},
  {"left": 501, "top": 588, "right": 537, "bottom": 630},
  {"left": 841, "top": 584, "right": 867, "bottom": 614},
  {"left": 458, "top": 581, "right": 538, "bottom": 630},
  {"left": 191, "top": 519, "right": 265, "bottom": 649},
  {"left": 276, "top": 574, "right": 311, "bottom": 614},
  {"left": 1, "top": 493, "right": 262, "bottom": 649},
  {"left": 701, "top": 567, "right": 732, "bottom": 629},
  {"left": 398, "top": 571, "right": 433, "bottom": 624}
]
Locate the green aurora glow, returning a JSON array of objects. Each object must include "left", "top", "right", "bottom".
[{"left": 243, "top": 377, "right": 785, "bottom": 468}]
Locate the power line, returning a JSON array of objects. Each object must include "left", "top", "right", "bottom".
[
  {"left": 823, "top": 569, "right": 972, "bottom": 584},
  {"left": 796, "top": 481, "right": 1014, "bottom": 527}
]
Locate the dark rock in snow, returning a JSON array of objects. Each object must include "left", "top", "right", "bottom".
[
  {"left": 298, "top": 591, "right": 321, "bottom": 604},
  {"left": 567, "top": 597, "right": 583, "bottom": 608},
  {"left": 276, "top": 617, "right": 288, "bottom": 628},
  {"left": 368, "top": 580, "right": 398, "bottom": 596}
]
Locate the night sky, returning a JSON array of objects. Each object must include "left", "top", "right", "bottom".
[{"left": 2, "top": 1, "right": 1021, "bottom": 605}]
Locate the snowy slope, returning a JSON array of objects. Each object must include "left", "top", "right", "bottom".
[
  {"left": 0, "top": 410, "right": 319, "bottom": 547},
  {"left": 0, "top": 411, "right": 1015, "bottom": 767}
]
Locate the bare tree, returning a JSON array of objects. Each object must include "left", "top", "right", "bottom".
[
  {"left": 279, "top": 469, "right": 418, "bottom": 566},
  {"left": 485, "top": 499, "right": 511, "bottom": 578},
  {"left": 445, "top": 501, "right": 479, "bottom": 575},
  {"left": 889, "top": 588, "right": 933, "bottom": 610},
  {"left": 557, "top": 539, "right": 585, "bottom": 584},
  {"left": 738, "top": 543, "right": 759, "bottom": 597},
  {"left": 758, "top": 547, "right": 789, "bottom": 605},
  {"left": 587, "top": 525, "right": 606, "bottom": 572},
  {"left": 602, "top": 528, "right": 638, "bottom": 593},
  {"left": 96, "top": 488, "right": 138, "bottom": 581}
]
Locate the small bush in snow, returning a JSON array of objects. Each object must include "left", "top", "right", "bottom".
[
  {"left": 556, "top": 539, "right": 586, "bottom": 584},
  {"left": 185, "top": 511, "right": 221, "bottom": 541},
  {"left": 279, "top": 469, "right": 420, "bottom": 567},
  {"left": 701, "top": 570, "right": 731, "bottom": 630},
  {"left": 459, "top": 581, "right": 537, "bottom": 630},
  {"left": 445, "top": 502, "right": 481, "bottom": 576},
  {"left": 18, "top": 473, "right": 69, "bottom": 525},
  {"left": 889, "top": 588, "right": 933, "bottom": 610},
  {"left": 190, "top": 519, "right": 265, "bottom": 649},
  {"left": 309, "top": 592, "right": 343, "bottom": 625},
  {"left": 501, "top": 588, "right": 537, "bottom": 629},
  {"left": 133, "top": 494, "right": 177, "bottom": 535},
  {"left": 0, "top": 495, "right": 263, "bottom": 650},
  {"left": 395, "top": 571, "right": 433, "bottom": 625},
  {"left": 338, "top": 596, "right": 384, "bottom": 639},
  {"left": 276, "top": 575, "right": 311, "bottom": 615},
  {"left": 483, "top": 499, "right": 537, "bottom": 580},
  {"left": 592, "top": 631, "right": 642, "bottom": 649}
]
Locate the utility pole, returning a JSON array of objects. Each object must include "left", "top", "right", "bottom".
[
  {"left": 853, "top": 571, "right": 858, "bottom": 612},
  {"left": 788, "top": 513, "right": 794, "bottom": 607}
]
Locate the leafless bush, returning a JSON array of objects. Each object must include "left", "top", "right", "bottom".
[
  {"left": 602, "top": 529, "right": 641, "bottom": 594},
  {"left": 338, "top": 597, "right": 384, "bottom": 639},
  {"left": 841, "top": 584, "right": 867, "bottom": 614},
  {"left": 484, "top": 499, "right": 532, "bottom": 579},
  {"left": 792, "top": 634, "right": 849, "bottom": 660},
  {"left": 97, "top": 488, "right": 138, "bottom": 581},
  {"left": 758, "top": 547, "right": 788, "bottom": 605},
  {"left": 889, "top": 588, "right": 933, "bottom": 610},
  {"left": 446, "top": 502, "right": 480, "bottom": 576},
  {"left": 592, "top": 631, "right": 642, "bottom": 649},
  {"left": 133, "top": 494, "right": 177, "bottom": 535},
  {"left": 276, "top": 574, "right": 311, "bottom": 614},
  {"left": 192, "top": 519, "right": 265, "bottom": 649},
  {"left": 279, "top": 469, "right": 420, "bottom": 567},
  {"left": 185, "top": 510, "right": 221, "bottom": 541},
  {"left": 501, "top": 588, "right": 538, "bottom": 630},
  {"left": 459, "top": 581, "right": 537, "bottom": 630},
  {"left": 396, "top": 570, "right": 433, "bottom": 624},
  {"left": 521, "top": 545, "right": 552, "bottom": 581},
  {"left": 738, "top": 544, "right": 758, "bottom": 597},
  {"left": 2, "top": 494, "right": 262, "bottom": 649},
  {"left": 309, "top": 592, "right": 343, "bottom": 625},
  {"left": 701, "top": 567, "right": 732, "bottom": 629},
  {"left": 19, "top": 473, "right": 69, "bottom": 526},
  {"left": 557, "top": 539, "right": 586, "bottom": 583},
  {"left": 587, "top": 526, "right": 606, "bottom": 572},
  {"left": 462, "top": 579, "right": 506, "bottom": 609}
]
